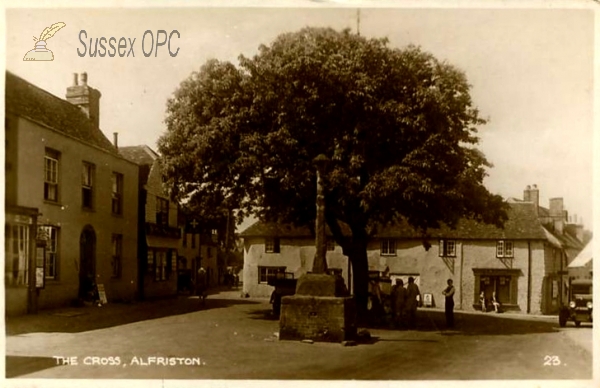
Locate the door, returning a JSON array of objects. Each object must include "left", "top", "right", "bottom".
[{"left": 79, "top": 226, "right": 96, "bottom": 300}]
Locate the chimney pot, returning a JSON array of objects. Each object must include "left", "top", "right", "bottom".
[
  {"left": 66, "top": 72, "right": 101, "bottom": 128},
  {"left": 113, "top": 132, "right": 118, "bottom": 149},
  {"left": 528, "top": 184, "right": 539, "bottom": 215},
  {"left": 73, "top": 73, "right": 78, "bottom": 86}
]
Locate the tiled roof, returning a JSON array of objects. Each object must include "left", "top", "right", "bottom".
[
  {"left": 5, "top": 71, "right": 118, "bottom": 155},
  {"left": 377, "top": 202, "right": 547, "bottom": 240},
  {"left": 119, "top": 145, "right": 157, "bottom": 166},
  {"left": 568, "top": 239, "right": 592, "bottom": 268},
  {"left": 241, "top": 202, "right": 548, "bottom": 240},
  {"left": 240, "top": 221, "right": 352, "bottom": 238}
]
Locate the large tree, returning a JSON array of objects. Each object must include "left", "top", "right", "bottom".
[{"left": 158, "top": 27, "right": 508, "bottom": 313}]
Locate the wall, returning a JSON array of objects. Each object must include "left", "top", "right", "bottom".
[
  {"left": 244, "top": 235, "right": 550, "bottom": 314},
  {"left": 365, "top": 239, "right": 450, "bottom": 307},
  {"left": 15, "top": 117, "right": 139, "bottom": 309},
  {"left": 141, "top": 159, "right": 180, "bottom": 298},
  {"left": 243, "top": 237, "right": 349, "bottom": 297}
]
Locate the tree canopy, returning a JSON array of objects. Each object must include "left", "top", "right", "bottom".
[{"left": 158, "top": 27, "right": 508, "bottom": 311}]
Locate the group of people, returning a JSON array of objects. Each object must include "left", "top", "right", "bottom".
[
  {"left": 479, "top": 291, "right": 501, "bottom": 313},
  {"left": 389, "top": 276, "right": 421, "bottom": 329}
]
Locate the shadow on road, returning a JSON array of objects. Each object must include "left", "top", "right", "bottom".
[
  {"left": 246, "top": 308, "right": 280, "bottom": 321},
  {"left": 5, "top": 294, "right": 260, "bottom": 336},
  {"left": 362, "top": 309, "right": 561, "bottom": 336},
  {"left": 5, "top": 356, "right": 59, "bottom": 378}
]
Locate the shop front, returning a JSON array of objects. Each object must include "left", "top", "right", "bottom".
[{"left": 5, "top": 206, "right": 40, "bottom": 315}]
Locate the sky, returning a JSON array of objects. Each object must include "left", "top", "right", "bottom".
[{"left": 4, "top": 3, "right": 596, "bottom": 232}]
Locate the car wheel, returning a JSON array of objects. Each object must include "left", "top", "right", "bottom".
[
  {"left": 558, "top": 313, "right": 567, "bottom": 327},
  {"left": 574, "top": 320, "right": 581, "bottom": 327}
]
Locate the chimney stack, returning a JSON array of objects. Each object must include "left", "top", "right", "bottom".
[
  {"left": 113, "top": 132, "right": 119, "bottom": 150},
  {"left": 549, "top": 198, "right": 565, "bottom": 234},
  {"left": 525, "top": 184, "right": 539, "bottom": 215},
  {"left": 66, "top": 72, "right": 102, "bottom": 128},
  {"left": 523, "top": 185, "right": 531, "bottom": 202}
]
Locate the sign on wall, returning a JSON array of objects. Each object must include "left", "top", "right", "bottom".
[{"left": 35, "top": 244, "right": 45, "bottom": 289}]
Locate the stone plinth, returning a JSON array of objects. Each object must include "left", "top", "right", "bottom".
[
  {"left": 279, "top": 294, "right": 356, "bottom": 342},
  {"left": 295, "top": 273, "right": 336, "bottom": 296},
  {"left": 279, "top": 273, "right": 356, "bottom": 343}
]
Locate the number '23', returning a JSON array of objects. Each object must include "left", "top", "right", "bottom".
[{"left": 543, "top": 355, "right": 561, "bottom": 366}]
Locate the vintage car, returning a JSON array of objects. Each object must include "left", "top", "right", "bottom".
[{"left": 559, "top": 279, "right": 593, "bottom": 327}]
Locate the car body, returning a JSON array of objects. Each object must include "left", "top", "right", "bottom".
[{"left": 559, "top": 279, "right": 593, "bottom": 327}]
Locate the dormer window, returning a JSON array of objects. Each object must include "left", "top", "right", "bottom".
[
  {"left": 439, "top": 239, "right": 456, "bottom": 257},
  {"left": 380, "top": 239, "right": 396, "bottom": 256},
  {"left": 265, "top": 237, "right": 280, "bottom": 253},
  {"left": 497, "top": 240, "right": 514, "bottom": 258}
]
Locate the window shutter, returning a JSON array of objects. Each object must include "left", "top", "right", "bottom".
[{"left": 439, "top": 240, "right": 444, "bottom": 257}]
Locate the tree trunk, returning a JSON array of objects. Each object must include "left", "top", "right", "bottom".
[{"left": 348, "top": 236, "right": 369, "bottom": 323}]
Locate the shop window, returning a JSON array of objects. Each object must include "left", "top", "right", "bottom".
[
  {"left": 5, "top": 223, "right": 29, "bottom": 286},
  {"left": 148, "top": 248, "right": 176, "bottom": 281},
  {"left": 475, "top": 273, "right": 518, "bottom": 306},
  {"left": 258, "top": 266, "right": 286, "bottom": 284}
]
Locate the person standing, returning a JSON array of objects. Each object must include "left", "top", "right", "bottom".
[
  {"left": 391, "top": 279, "right": 407, "bottom": 328},
  {"left": 405, "top": 276, "right": 421, "bottom": 329},
  {"left": 442, "top": 279, "right": 455, "bottom": 329},
  {"left": 491, "top": 291, "right": 501, "bottom": 313},
  {"left": 479, "top": 291, "right": 487, "bottom": 312},
  {"left": 196, "top": 267, "right": 207, "bottom": 307}
]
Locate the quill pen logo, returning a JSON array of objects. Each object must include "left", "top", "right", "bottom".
[{"left": 23, "top": 22, "right": 66, "bottom": 61}]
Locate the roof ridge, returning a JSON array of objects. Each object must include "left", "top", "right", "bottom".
[{"left": 7, "top": 71, "right": 91, "bottom": 123}]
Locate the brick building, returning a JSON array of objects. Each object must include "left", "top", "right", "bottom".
[
  {"left": 241, "top": 188, "right": 586, "bottom": 315},
  {"left": 120, "top": 145, "right": 182, "bottom": 299},
  {"left": 5, "top": 71, "right": 139, "bottom": 314}
]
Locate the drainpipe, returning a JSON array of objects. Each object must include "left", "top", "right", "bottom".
[
  {"left": 458, "top": 241, "right": 463, "bottom": 310},
  {"left": 527, "top": 241, "right": 532, "bottom": 314}
]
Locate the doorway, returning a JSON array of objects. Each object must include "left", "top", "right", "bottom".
[{"left": 79, "top": 225, "right": 96, "bottom": 300}]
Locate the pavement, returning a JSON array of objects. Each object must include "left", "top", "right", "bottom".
[{"left": 3, "top": 288, "right": 594, "bottom": 382}]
